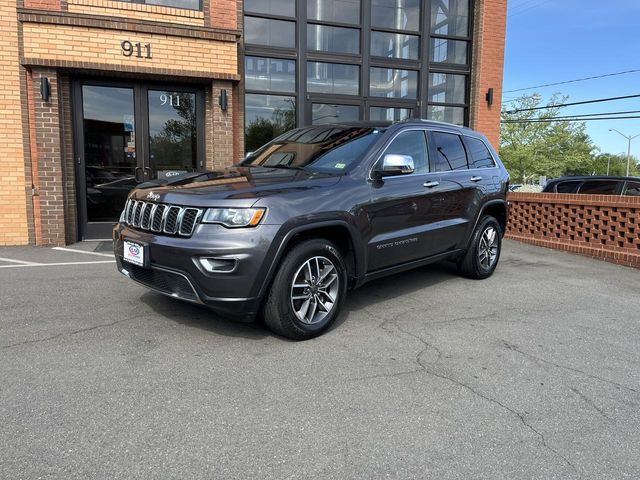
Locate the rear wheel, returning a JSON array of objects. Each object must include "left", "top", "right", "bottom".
[
  {"left": 262, "top": 239, "right": 347, "bottom": 340},
  {"left": 457, "top": 215, "right": 502, "bottom": 279}
]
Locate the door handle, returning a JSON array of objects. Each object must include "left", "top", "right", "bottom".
[
  {"left": 424, "top": 181, "right": 440, "bottom": 188},
  {"left": 470, "top": 176, "right": 483, "bottom": 182},
  {"left": 134, "top": 167, "right": 144, "bottom": 183}
]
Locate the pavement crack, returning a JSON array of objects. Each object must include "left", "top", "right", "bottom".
[
  {"left": 1, "top": 315, "right": 145, "bottom": 349},
  {"left": 569, "top": 387, "right": 613, "bottom": 423},
  {"left": 501, "top": 340, "right": 637, "bottom": 394}
]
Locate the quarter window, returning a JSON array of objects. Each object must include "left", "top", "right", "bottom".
[
  {"left": 465, "top": 137, "right": 496, "bottom": 169},
  {"left": 624, "top": 182, "right": 640, "bottom": 196},
  {"left": 578, "top": 181, "right": 619, "bottom": 195},
  {"left": 431, "top": 132, "right": 467, "bottom": 171},
  {"left": 555, "top": 181, "right": 581, "bottom": 193},
  {"left": 383, "top": 130, "right": 429, "bottom": 175}
]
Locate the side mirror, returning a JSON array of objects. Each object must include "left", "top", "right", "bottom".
[{"left": 377, "top": 154, "right": 415, "bottom": 177}]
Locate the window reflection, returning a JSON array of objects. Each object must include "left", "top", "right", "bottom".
[
  {"left": 429, "top": 73, "right": 466, "bottom": 104},
  {"left": 245, "top": 17, "right": 296, "bottom": 48},
  {"left": 427, "top": 105, "right": 465, "bottom": 125},
  {"left": 370, "top": 68, "right": 418, "bottom": 99},
  {"left": 371, "top": 31, "right": 419, "bottom": 60},
  {"left": 308, "top": 24, "right": 360, "bottom": 55},
  {"left": 431, "top": 38, "right": 468, "bottom": 64},
  {"left": 307, "top": 0, "right": 360, "bottom": 24},
  {"left": 245, "top": 94, "right": 296, "bottom": 152},
  {"left": 431, "top": 0, "right": 469, "bottom": 37},
  {"left": 245, "top": 56, "right": 296, "bottom": 93},
  {"left": 369, "top": 106, "right": 413, "bottom": 122},
  {"left": 371, "top": 0, "right": 420, "bottom": 31},
  {"left": 312, "top": 104, "right": 359, "bottom": 124},
  {"left": 307, "top": 62, "right": 360, "bottom": 95},
  {"left": 245, "top": 0, "right": 294, "bottom": 17}
]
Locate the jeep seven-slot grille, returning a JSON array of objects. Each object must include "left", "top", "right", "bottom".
[{"left": 121, "top": 199, "right": 203, "bottom": 237}]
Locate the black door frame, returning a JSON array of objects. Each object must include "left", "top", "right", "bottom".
[{"left": 72, "top": 78, "right": 206, "bottom": 240}]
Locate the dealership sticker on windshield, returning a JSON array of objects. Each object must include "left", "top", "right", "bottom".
[
  {"left": 334, "top": 163, "right": 346, "bottom": 169},
  {"left": 124, "top": 240, "right": 144, "bottom": 266}
]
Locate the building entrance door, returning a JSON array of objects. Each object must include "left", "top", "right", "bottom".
[{"left": 73, "top": 81, "right": 204, "bottom": 240}]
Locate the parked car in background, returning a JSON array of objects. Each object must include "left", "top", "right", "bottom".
[
  {"left": 543, "top": 176, "right": 640, "bottom": 196},
  {"left": 114, "top": 120, "right": 509, "bottom": 340}
]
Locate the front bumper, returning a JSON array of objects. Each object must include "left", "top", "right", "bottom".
[{"left": 113, "top": 222, "right": 282, "bottom": 322}]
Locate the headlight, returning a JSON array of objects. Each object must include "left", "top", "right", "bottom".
[{"left": 201, "top": 207, "right": 266, "bottom": 228}]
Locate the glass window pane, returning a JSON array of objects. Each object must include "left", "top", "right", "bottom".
[
  {"left": 148, "top": 90, "right": 197, "bottom": 173},
  {"left": 555, "top": 181, "right": 581, "bottom": 193},
  {"left": 578, "top": 181, "right": 619, "bottom": 195},
  {"left": 143, "top": 0, "right": 200, "bottom": 10},
  {"left": 624, "top": 182, "right": 640, "bottom": 196},
  {"left": 244, "top": 16, "right": 295, "bottom": 48},
  {"left": 431, "top": 0, "right": 469, "bottom": 37},
  {"left": 465, "top": 137, "right": 496, "bottom": 169},
  {"left": 307, "top": 0, "right": 360, "bottom": 24},
  {"left": 369, "top": 106, "right": 413, "bottom": 122},
  {"left": 245, "top": 94, "right": 296, "bottom": 152},
  {"left": 245, "top": 57, "right": 296, "bottom": 93},
  {"left": 312, "top": 104, "right": 360, "bottom": 124},
  {"left": 431, "top": 132, "right": 467, "bottom": 171},
  {"left": 427, "top": 105, "right": 465, "bottom": 125},
  {"left": 429, "top": 73, "right": 466, "bottom": 104},
  {"left": 307, "top": 24, "right": 360, "bottom": 54},
  {"left": 371, "top": 31, "right": 419, "bottom": 60},
  {"left": 370, "top": 68, "right": 418, "bottom": 99},
  {"left": 244, "top": 0, "right": 294, "bottom": 16},
  {"left": 430, "top": 38, "right": 468, "bottom": 64},
  {"left": 82, "top": 85, "right": 137, "bottom": 222},
  {"left": 307, "top": 62, "right": 360, "bottom": 95},
  {"left": 383, "top": 130, "right": 428, "bottom": 174},
  {"left": 371, "top": 0, "right": 420, "bottom": 31}
]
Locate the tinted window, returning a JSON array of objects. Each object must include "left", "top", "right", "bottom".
[
  {"left": 431, "top": 0, "right": 469, "bottom": 37},
  {"left": 244, "top": 17, "right": 295, "bottom": 48},
  {"left": 245, "top": 57, "right": 296, "bottom": 93},
  {"left": 307, "top": 0, "right": 360, "bottom": 24},
  {"left": 371, "top": 0, "right": 420, "bottom": 31},
  {"left": 430, "top": 38, "right": 468, "bottom": 64},
  {"left": 427, "top": 105, "right": 465, "bottom": 125},
  {"left": 311, "top": 104, "right": 359, "bottom": 124},
  {"left": 578, "top": 181, "right": 619, "bottom": 195},
  {"left": 383, "top": 130, "right": 428, "bottom": 174},
  {"left": 307, "top": 62, "right": 360, "bottom": 95},
  {"left": 431, "top": 132, "right": 467, "bottom": 171},
  {"left": 245, "top": 0, "right": 294, "bottom": 16},
  {"left": 623, "top": 181, "right": 640, "bottom": 196},
  {"left": 307, "top": 25, "right": 360, "bottom": 54},
  {"left": 465, "top": 137, "right": 495, "bottom": 169},
  {"left": 429, "top": 73, "right": 466, "bottom": 104},
  {"left": 370, "top": 68, "right": 418, "bottom": 99},
  {"left": 242, "top": 126, "right": 385, "bottom": 173},
  {"left": 370, "top": 31, "right": 419, "bottom": 60},
  {"left": 554, "top": 181, "right": 581, "bottom": 193},
  {"left": 245, "top": 94, "right": 296, "bottom": 152}
]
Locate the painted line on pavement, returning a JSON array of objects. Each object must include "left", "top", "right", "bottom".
[
  {"left": 0, "top": 257, "right": 41, "bottom": 266},
  {"left": 52, "top": 247, "right": 113, "bottom": 258},
  {"left": 0, "top": 260, "right": 115, "bottom": 269}
]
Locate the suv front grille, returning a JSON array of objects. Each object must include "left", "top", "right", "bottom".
[{"left": 121, "top": 199, "right": 203, "bottom": 237}]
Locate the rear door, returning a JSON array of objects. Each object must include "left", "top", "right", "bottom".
[{"left": 426, "top": 131, "right": 479, "bottom": 250}]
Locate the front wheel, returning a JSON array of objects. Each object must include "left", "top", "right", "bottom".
[
  {"left": 457, "top": 215, "right": 502, "bottom": 279},
  {"left": 262, "top": 239, "right": 347, "bottom": 340}
]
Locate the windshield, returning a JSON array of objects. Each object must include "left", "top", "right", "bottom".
[{"left": 240, "top": 126, "right": 385, "bottom": 173}]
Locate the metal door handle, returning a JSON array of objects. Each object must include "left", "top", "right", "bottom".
[
  {"left": 470, "top": 176, "right": 483, "bottom": 182},
  {"left": 424, "top": 181, "right": 440, "bottom": 188}
]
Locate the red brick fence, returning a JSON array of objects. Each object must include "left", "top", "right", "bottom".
[{"left": 506, "top": 192, "right": 640, "bottom": 268}]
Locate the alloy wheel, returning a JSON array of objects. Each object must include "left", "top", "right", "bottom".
[
  {"left": 290, "top": 256, "right": 339, "bottom": 325},
  {"left": 478, "top": 226, "right": 499, "bottom": 269}
]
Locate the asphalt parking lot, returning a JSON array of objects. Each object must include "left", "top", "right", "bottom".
[{"left": 1, "top": 240, "right": 639, "bottom": 479}]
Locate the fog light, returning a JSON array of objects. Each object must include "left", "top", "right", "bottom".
[{"left": 199, "top": 257, "right": 237, "bottom": 273}]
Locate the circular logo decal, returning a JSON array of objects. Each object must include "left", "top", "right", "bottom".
[{"left": 128, "top": 245, "right": 140, "bottom": 256}]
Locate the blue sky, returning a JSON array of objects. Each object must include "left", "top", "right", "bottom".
[{"left": 503, "top": 0, "right": 640, "bottom": 158}]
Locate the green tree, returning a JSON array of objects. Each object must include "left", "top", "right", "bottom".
[
  {"left": 500, "top": 94, "right": 598, "bottom": 183},
  {"left": 245, "top": 101, "right": 295, "bottom": 152}
]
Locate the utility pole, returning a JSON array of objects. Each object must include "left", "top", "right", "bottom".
[{"left": 609, "top": 129, "right": 640, "bottom": 176}]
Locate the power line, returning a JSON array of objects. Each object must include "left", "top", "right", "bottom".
[
  {"left": 504, "top": 69, "right": 640, "bottom": 94},
  {"left": 511, "top": 109, "right": 640, "bottom": 120},
  {"left": 508, "top": 0, "right": 554, "bottom": 18},
  {"left": 502, "top": 115, "right": 640, "bottom": 124},
  {"left": 502, "top": 94, "right": 640, "bottom": 114}
]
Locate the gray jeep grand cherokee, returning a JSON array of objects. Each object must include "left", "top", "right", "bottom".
[{"left": 113, "top": 120, "right": 510, "bottom": 340}]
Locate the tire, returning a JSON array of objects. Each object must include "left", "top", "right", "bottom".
[
  {"left": 457, "top": 215, "right": 503, "bottom": 280},
  {"left": 262, "top": 239, "right": 348, "bottom": 340}
]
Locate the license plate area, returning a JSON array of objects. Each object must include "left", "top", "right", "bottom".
[{"left": 123, "top": 240, "right": 147, "bottom": 267}]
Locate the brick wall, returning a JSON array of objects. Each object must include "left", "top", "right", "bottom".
[
  {"left": 210, "top": 0, "right": 237, "bottom": 30},
  {"left": 506, "top": 192, "right": 640, "bottom": 268},
  {"left": 0, "top": 0, "right": 30, "bottom": 245},
  {"left": 209, "top": 80, "right": 236, "bottom": 169},
  {"left": 470, "top": 0, "right": 507, "bottom": 148}
]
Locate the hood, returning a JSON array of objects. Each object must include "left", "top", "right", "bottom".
[{"left": 130, "top": 166, "right": 343, "bottom": 207}]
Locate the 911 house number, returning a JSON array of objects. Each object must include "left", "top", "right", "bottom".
[{"left": 121, "top": 40, "right": 152, "bottom": 59}]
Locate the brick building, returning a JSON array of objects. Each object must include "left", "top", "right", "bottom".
[{"left": 0, "top": 0, "right": 507, "bottom": 245}]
